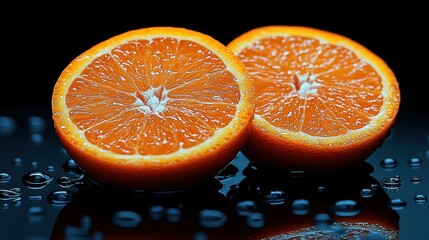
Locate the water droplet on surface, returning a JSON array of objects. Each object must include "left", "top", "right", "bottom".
[
  {"left": 28, "top": 195, "right": 43, "bottom": 201},
  {"left": 198, "top": 209, "right": 227, "bottom": 228},
  {"left": 410, "top": 177, "right": 422, "bottom": 184},
  {"left": 47, "top": 190, "right": 75, "bottom": 206},
  {"left": 236, "top": 200, "right": 257, "bottom": 216},
  {"left": 46, "top": 165, "right": 55, "bottom": 172},
  {"left": 414, "top": 194, "right": 427, "bottom": 204},
  {"left": 27, "top": 116, "right": 46, "bottom": 133},
  {"left": 57, "top": 175, "right": 84, "bottom": 188},
  {"left": 246, "top": 212, "right": 264, "bottom": 228},
  {"left": 216, "top": 164, "right": 238, "bottom": 180},
  {"left": 314, "top": 213, "right": 333, "bottom": 228},
  {"left": 0, "top": 116, "right": 16, "bottom": 137},
  {"left": 27, "top": 206, "right": 44, "bottom": 221},
  {"left": 263, "top": 190, "right": 288, "bottom": 205},
  {"left": 316, "top": 184, "right": 326, "bottom": 192},
  {"left": 166, "top": 207, "right": 182, "bottom": 222},
  {"left": 12, "top": 198, "right": 21, "bottom": 206},
  {"left": 22, "top": 171, "right": 53, "bottom": 189},
  {"left": 63, "top": 159, "right": 84, "bottom": 176},
  {"left": 369, "top": 183, "right": 380, "bottom": 191},
  {"left": 291, "top": 199, "right": 310, "bottom": 215},
  {"left": 380, "top": 157, "right": 397, "bottom": 169},
  {"left": 112, "top": 210, "right": 142, "bottom": 228},
  {"left": 13, "top": 157, "right": 22, "bottom": 167},
  {"left": 333, "top": 200, "right": 362, "bottom": 217},
  {"left": 388, "top": 198, "right": 407, "bottom": 210},
  {"left": 0, "top": 172, "right": 11, "bottom": 183},
  {"left": 381, "top": 175, "right": 402, "bottom": 191},
  {"left": 360, "top": 188, "right": 375, "bottom": 198},
  {"left": 408, "top": 157, "right": 423, "bottom": 168},
  {"left": 0, "top": 188, "right": 22, "bottom": 200},
  {"left": 31, "top": 162, "right": 38, "bottom": 168},
  {"left": 30, "top": 133, "right": 44, "bottom": 145},
  {"left": 149, "top": 205, "right": 164, "bottom": 221}
]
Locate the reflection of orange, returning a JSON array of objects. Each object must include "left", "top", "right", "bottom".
[
  {"left": 228, "top": 26, "right": 401, "bottom": 171},
  {"left": 51, "top": 27, "right": 255, "bottom": 191},
  {"left": 237, "top": 163, "right": 400, "bottom": 239},
  {"left": 51, "top": 163, "right": 399, "bottom": 240}
]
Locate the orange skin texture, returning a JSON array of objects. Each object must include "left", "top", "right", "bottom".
[
  {"left": 56, "top": 122, "right": 251, "bottom": 190},
  {"left": 242, "top": 119, "right": 393, "bottom": 171}
]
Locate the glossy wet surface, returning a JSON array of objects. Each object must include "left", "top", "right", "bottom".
[{"left": 0, "top": 106, "right": 428, "bottom": 239}]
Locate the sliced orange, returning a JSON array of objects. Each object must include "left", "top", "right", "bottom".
[
  {"left": 51, "top": 27, "right": 255, "bottom": 191},
  {"left": 227, "top": 25, "right": 400, "bottom": 171}
]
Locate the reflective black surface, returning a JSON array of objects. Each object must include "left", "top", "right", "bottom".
[{"left": 0, "top": 107, "right": 428, "bottom": 239}]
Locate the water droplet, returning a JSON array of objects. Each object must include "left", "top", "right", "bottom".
[
  {"left": 0, "top": 116, "right": 16, "bottom": 137},
  {"left": 410, "top": 177, "right": 422, "bottom": 184},
  {"left": 246, "top": 212, "right": 264, "bottom": 228},
  {"left": 314, "top": 213, "right": 333, "bottom": 228},
  {"left": 408, "top": 157, "right": 423, "bottom": 168},
  {"left": 31, "top": 161, "right": 38, "bottom": 168},
  {"left": 360, "top": 188, "right": 375, "bottom": 198},
  {"left": 198, "top": 209, "right": 227, "bottom": 228},
  {"left": 414, "top": 194, "right": 427, "bottom": 204},
  {"left": 236, "top": 200, "right": 257, "bottom": 216},
  {"left": 28, "top": 195, "right": 43, "bottom": 201},
  {"left": 263, "top": 190, "right": 288, "bottom": 205},
  {"left": 388, "top": 198, "right": 407, "bottom": 210},
  {"left": 149, "top": 205, "right": 164, "bottom": 221},
  {"left": 12, "top": 198, "right": 21, "bottom": 206},
  {"left": 380, "top": 157, "right": 397, "bottom": 169},
  {"left": 333, "top": 200, "right": 362, "bottom": 217},
  {"left": 369, "top": 183, "right": 380, "bottom": 191},
  {"left": 216, "top": 164, "right": 238, "bottom": 180},
  {"left": 0, "top": 188, "right": 22, "bottom": 200},
  {"left": 0, "top": 172, "right": 11, "bottom": 183},
  {"left": 381, "top": 175, "right": 402, "bottom": 191},
  {"left": 2, "top": 203, "right": 8, "bottom": 209},
  {"left": 27, "top": 206, "right": 44, "bottom": 221},
  {"left": 13, "top": 157, "right": 22, "bottom": 167},
  {"left": 62, "top": 159, "right": 84, "bottom": 176},
  {"left": 30, "top": 133, "right": 44, "bottom": 145},
  {"left": 47, "top": 190, "right": 75, "bottom": 206},
  {"left": 166, "top": 207, "right": 181, "bottom": 223},
  {"left": 27, "top": 116, "right": 46, "bottom": 133},
  {"left": 46, "top": 165, "right": 55, "bottom": 172},
  {"left": 57, "top": 175, "right": 84, "bottom": 188},
  {"left": 316, "top": 184, "right": 326, "bottom": 192},
  {"left": 112, "top": 210, "right": 142, "bottom": 228},
  {"left": 22, "top": 171, "right": 53, "bottom": 189},
  {"left": 291, "top": 199, "right": 310, "bottom": 215}
]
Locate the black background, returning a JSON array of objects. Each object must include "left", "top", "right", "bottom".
[{"left": 1, "top": 3, "right": 428, "bottom": 122}]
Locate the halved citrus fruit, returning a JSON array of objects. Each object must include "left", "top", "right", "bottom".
[
  {"left": 51, "top": 26, "right": 255, "bottom": 191},
  {"left": 227, "top": 25, "right": 400, "bottom": 171}
]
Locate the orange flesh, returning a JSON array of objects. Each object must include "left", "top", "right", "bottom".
[
  {"left": 237, "top": 36, "right": 383, "bottom": 137},
  {"left": 66, "top": 37, "right": 240, "bottom": 155}
]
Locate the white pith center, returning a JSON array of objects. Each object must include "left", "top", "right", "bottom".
[
  {"left": 134, "top": 86, "right": 169, "bottom": 114},
  {"left": 293, "top": 72, "right": 322, "bottom": 95}
]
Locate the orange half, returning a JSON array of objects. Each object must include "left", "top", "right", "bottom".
[
  {"left": 52, "top": 27, "right": 255, "bottom": 190},
  {"left": 227, "top": 25, "right": 400, "bottom": 171}
]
